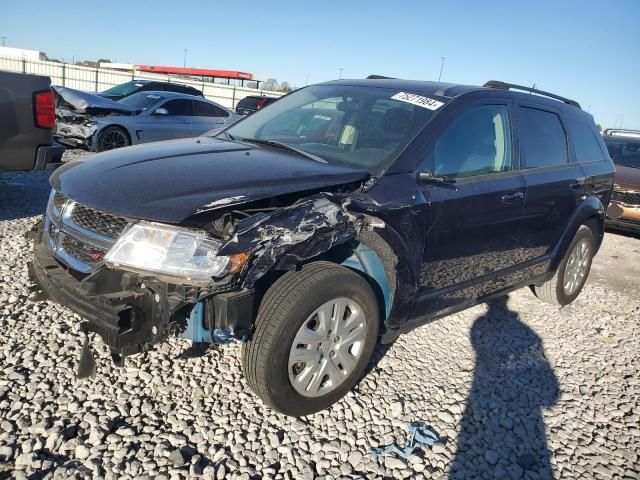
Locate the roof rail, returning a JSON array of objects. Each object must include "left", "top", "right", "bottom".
[
  {"left": 367, "top": 75, "right": 397, "bottom": 80},
  {"left": 483, "top": 80, "right": 581, "bottom": 109}
]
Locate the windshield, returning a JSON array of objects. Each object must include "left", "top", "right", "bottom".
[
  {"left": 102, "top": 81, "right": 146, "bottom": 97},
  {"left": 117, "top": 93, "right": 164, "bottom": 112},
  {"left": 606, "top": 139, "right": 640, "bottom": 168},
  {"left": 224, "top": 84, "right": 447, "bottom": 172}
]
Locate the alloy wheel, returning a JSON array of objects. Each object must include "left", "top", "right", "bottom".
[{"left": 564, "top": 238, "right": 590, "bottom": 295}]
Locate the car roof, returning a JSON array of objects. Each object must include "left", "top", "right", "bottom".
[
  {"left": 139, "top": 91, "right": 227, "bottom": 108},
  {"left": 319, "top": 78, "right": 585, "bottom": 116},
  {"left": 140, "top": 90, "right": 207, "bottom": 100},
  {"left": 132, "top": 79, "right": 198, "bottom": 89}
]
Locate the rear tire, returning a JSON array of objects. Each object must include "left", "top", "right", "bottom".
[
  {"left": 242, "top": 261, "right": 379, "bottom": 416},
  {"left": 96, "top": 126, "right": 130, "bottom": 152},
  {"left": 531, "top": 225, "right": 595, "bottom": 306}
]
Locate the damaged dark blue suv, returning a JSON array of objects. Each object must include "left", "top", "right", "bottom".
[{"left": 29, "top": 78, "right": 614, "bottom": 416}]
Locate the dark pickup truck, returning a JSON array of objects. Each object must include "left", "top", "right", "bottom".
[{"left": 0, "top": 70, "right": 64, "bottom": 171}]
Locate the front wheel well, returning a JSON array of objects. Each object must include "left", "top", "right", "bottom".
[
  {"left": 94, "top": 125, "right": 132, "bottom": 151},
  {"left": 249, "top": 241, "right": 393, "bottom": 335}
]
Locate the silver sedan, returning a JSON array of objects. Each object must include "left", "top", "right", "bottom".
[{"left": 55, "top": 90, "right": 241, "bottom": 151}]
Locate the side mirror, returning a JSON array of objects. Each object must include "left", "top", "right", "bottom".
[
  {"left": 417, "top": 170, "right": 457, "bottom": 188},
  {"left": 153, "top": 108, "right": 169, "bottom": 116}
]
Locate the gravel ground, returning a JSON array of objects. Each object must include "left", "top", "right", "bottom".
[{"left": 1, "top": 153, "right": 639, "bottom": 479}]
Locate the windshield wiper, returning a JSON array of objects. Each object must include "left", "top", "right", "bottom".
[{"left": 240, "top": 138, "right": 327, "bottom": 163}]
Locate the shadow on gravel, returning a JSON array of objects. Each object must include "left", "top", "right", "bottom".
[
  {"left": 0, "top": 171, "right": 52, "bottom": 221},
  {"left": 449, "top": 297, "right": 559, "bottom": 480}
]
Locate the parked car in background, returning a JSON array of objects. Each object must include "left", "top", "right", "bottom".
[
  {"left": 30, "top": 78, "right": 613, "bottom": 416},
  {"left": 99, "top": 80, "right": 203, "bottom": 100},
  {"left": 0, "top": 71, "right": 64, "bottom": 171},
  {"left": 603, "top": 129, "right": 640, "bottom": 231},
  {"left": 55, "top": 90, "right": 240, "bottom": 151},
  {"left": 235, "top": 95, "right": 278, "bottom": 115}
]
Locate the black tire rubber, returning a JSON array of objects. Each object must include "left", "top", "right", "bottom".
[
  {"left": 96, "top": 126, "right": 130, "bottom": 152},
  {"left": 531, "top": 225, "right": 596, "bottom": 306},
  {"left": 242, "top": 261, "right": 379, "bottom": 416}
]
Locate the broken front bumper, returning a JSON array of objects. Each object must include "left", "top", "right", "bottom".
[{"left": 28, "top": 222, "right": 254, "bottom": 358}]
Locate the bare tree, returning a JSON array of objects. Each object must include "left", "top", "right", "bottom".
[
  {"left": 279, "top": 81, "right": 293, "bottom": 93},
  {"left": 262, "top": 78, "right": 279, "bottom": 91}
]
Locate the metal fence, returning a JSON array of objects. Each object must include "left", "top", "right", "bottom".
[{"left": 0, "top": 56, "right": 283, "bottom": 110}]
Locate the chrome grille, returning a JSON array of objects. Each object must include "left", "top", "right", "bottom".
[
  {"left": 61, "top": 236, "right": 107, "bottom": 265},
  {"left": 44, "top": 190, "right": 129, "bottom": 273},
  {"left": 53, "top": 191, "right": 68, "bottom": 212},
  {"left": 611, "top": 190, "right": 640, "bottom": 206},
  {"left": 71, "top": 204, "right": 129, "bottom": 238}
]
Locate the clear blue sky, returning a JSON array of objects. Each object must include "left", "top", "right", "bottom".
[{"left": 2, "top": 0, "right": 639, "bottom": 129}]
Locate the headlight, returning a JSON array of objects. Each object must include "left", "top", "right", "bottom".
[{"left": 104, "top": 222, "right": 247, "bottom": 285}]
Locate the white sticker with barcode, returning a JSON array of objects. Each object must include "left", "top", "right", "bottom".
[{"left": 391, "top": 92, "right": 444, "bottom": 110}]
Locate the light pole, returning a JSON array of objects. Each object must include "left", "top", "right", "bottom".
[
  {"left": 183, "top": 49, "right": 188, "bottom": 68},
  {"left": 339, "top": 68, "right": 343, "bottom": 79},
  {"left": 1, "top": 36, "right": 7, "bottom": 47},
  {"left": 438, "top": 57, "right": 445, "bottom": 82}
]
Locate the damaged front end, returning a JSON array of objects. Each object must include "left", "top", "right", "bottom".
[
  {"left": 53, "top": 86, "right": 134, "bottom": 149},
  {"left": 28, "top": 184, "right": 390, "bottom": 375}
]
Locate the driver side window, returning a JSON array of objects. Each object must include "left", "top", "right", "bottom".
[{"left": 421, "top": 105, "right": 512, "bottom": 178}]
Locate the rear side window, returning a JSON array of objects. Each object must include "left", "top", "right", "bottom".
[
  {"left": 193, "top": 101, "right": 229, "bottom": 117},
  {"left": 520, "top": 107, "right": 568, "bottom": 168},
  {"left": 161, "top": 99, "right": 192, "bottom": 116},
  {"left": 424, "top": 105, "right": 512, "bottom": 178},
  {"left": 565, "top": 118, "right": 605, "bottom": 163}
]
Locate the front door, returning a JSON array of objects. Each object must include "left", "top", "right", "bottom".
[{"left": 413, "top": 102, "right": 526, "bottom": 317}]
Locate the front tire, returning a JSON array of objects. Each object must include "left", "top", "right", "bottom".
[
  {"left": 96, "top": 126, "right": 130, "bottom": 152},
  {"left": 531, "top": 225, "right": 596, "bottom": 306},
  {"left": 242, "top": 261, "right": 379, "bottom": 416}
]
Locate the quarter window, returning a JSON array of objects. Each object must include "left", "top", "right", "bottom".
[
  {"left": 193, "top": 101, "right": 229, "bottom": 117},
  {"left": 520, "top": 107, "right": 568, "bottom": 168},
  {"left": 565, "top": 118, "right": 605, "bottom": 163},
  {"left": 423, "top": 105, "right": 512, "bottom": 178},
  {"left": 161, "top": 99, "right": 192, "bottom": 116}
]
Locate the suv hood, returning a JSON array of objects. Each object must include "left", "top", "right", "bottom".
[{"left": 50, "top": 137, "right": 369, "bottom": 223}]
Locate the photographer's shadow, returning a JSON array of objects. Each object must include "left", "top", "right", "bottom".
[{"left": 450, "top": 296, "right": 559, "bottom": 480}]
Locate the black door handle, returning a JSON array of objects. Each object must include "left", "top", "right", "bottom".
[{"left": 501, "top": 191, "right": 525, "bottom": 203}]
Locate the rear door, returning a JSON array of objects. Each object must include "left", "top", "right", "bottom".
[
  {"left": 191, "top": 100, "right": 230, "bottom": 135},
  {"left": 516, "top": 104, "right": 584, "bottom": 264},
  {"left": 141, "top": 98, "right": 193, "bottom": 143},
  {"left": 413, "top": 100, "right": 527, "bottom": 316}
]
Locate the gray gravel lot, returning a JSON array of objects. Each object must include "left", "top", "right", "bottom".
[{"left": 1, "top": 151, "right": 639, "bottom": 479}]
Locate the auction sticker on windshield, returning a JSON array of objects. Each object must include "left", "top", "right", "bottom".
[{"left": 391, "top": 92, "right": 444, "bottom": 110}]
